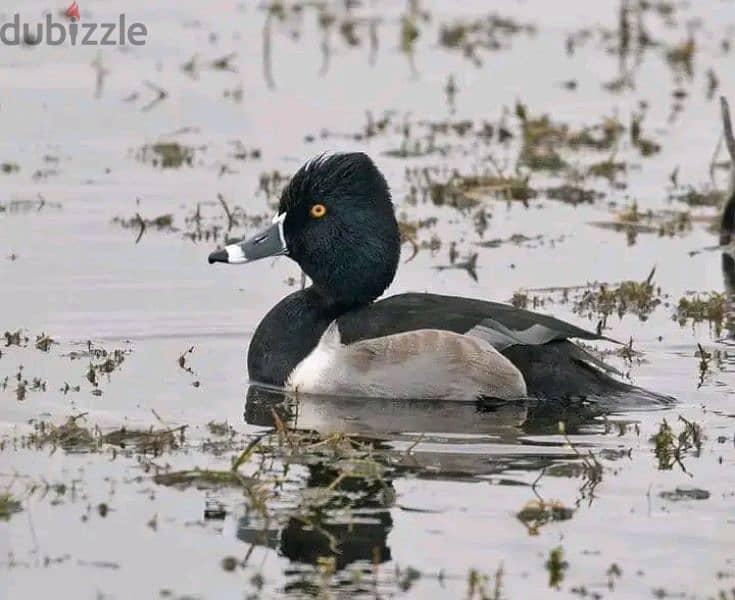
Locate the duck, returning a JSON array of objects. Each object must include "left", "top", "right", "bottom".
[{"left": 209, "top": 152, "right": 668, "bottom": 403}]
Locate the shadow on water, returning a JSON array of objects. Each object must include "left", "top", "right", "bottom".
[
  {"left": 245, "top": 384, "right": 669, "bottom": 444},
  {"left": 237, "top": 384, "right": 669, "bottom": 582}
]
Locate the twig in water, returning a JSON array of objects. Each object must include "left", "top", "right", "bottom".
[
  {"left": 142, "top": 81, "right": 168, "bottom": 112},
  {"left": 134, "top": 213, "right": 146, "bottom": 244},
  {"left": 217, "top": 194, "right": 235, "bottom": 233},
  {"left": 405, "top": 433, "right": 425, "bottom": 454}
]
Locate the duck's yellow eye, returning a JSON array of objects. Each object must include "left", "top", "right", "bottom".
[{"left": 310, "top": 204, "right": 327, "bottom": 218}]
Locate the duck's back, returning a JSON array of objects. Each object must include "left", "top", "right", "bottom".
[{"left": 337, "top": 293, "right": 603, "bottom": 345}]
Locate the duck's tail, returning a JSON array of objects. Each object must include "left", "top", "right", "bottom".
[{"left": 501, "top": 340, "right": 674, "bottom": 405}]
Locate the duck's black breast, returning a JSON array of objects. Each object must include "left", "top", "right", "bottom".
[{"left": 247, "top": 288, "right": 339, "bottom": 387}]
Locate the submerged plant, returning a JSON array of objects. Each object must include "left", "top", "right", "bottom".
[
  {"left": 674, "top": 292, "right": 728, "bottom": 336},
  {"left": 517, "top": 499, "right": 574, "bottom": 535},
  {"left": 467, "top": 564, "right": 504, "bottom": 600},
  {"left": 23, "top": 414, "right": 187, "bottom": 457},
  {"left": 136, "top": 142, "right": 195, "bottom": 169},
  {"left": 573, "top": 268, "right": 663, "bottom": 326},
  {"left": 651, "top": 416, "right": 703, "bottom": 471},
  {"left": 0, "top": 493, "right": 22, "bottom": 520},
  {"left": 546, "top": 546, "right": 568, "bottom": 589}
]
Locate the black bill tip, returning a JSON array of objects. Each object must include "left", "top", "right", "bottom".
[{"left": 208, "top": 249, "right": 228, "bottom": 264}]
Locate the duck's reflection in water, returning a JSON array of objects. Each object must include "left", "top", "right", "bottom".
[
  {"left": 236, "top": 460, "right": 392, "bottom": 572},
  {"left": 237, "top": 384, "right": 652, "bottom": 579}
]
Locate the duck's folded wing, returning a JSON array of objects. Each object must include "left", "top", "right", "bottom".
[
  {"left": 319, "top": 327, "right": 527, "bottom": 400},
  {"left": 337, "top": 292, "right": 610, "bottom": 349},
  {"left": 467, "top": 318, "right": 563, "bottom": 350}
]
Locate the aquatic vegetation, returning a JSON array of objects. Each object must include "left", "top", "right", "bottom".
[
  {"left": 567, "top": 116, "right": 624, "bottom": 151},
  {"left": 2, "top": 365, "right": 47, "bottom": 401},
  {"left": 229, "top": 141, "right": 261, "bottom": 162},
  {"left": 154, "top": 469, "right": 253, "bottom": 490},
  {"left": 34, "top": 333, "right": 55, "bottom": 352},
  {"left": 545, "top": 184, "right": 604, "bottom": 206},
  {"left": 59, "top": 382, "right": 80, "bottom": 395},
  {"left": 0, "top": 195, "right": 60, "bottom": 214},
  {"left": 397, "top": 215, "right": 439, "bottom": 260},
  {"left": 659, "top": 487, "right": 710, "bottom": 501},
  {"left": 4, "top": 330, "right": 28, "bottom": 347},
  {"left": 674, "top": 292, "right": 728, "bottom": 335},
  {"left": 439, "top": 14, "right": 535, "bottom": 65},
  {"left": 587, "top": 157, "right": 627, "bottom": 181},
  {"left": 103, "top": 425, "right": 187, "bottom": 454},
  {"left": 207, "top": 421, "right": 234, "bottom": 437},
  {"left": 399, "top": 10, "right": 421, "bottom": 73},
  {"left": 665, "top": 37, "right": 696, "bottom": 77},
  {"left": 26, "top": 414, "right": 97, "bottom": 452},
  {"left": 517, "top": 499, "right": 574, "bottom": 535},
  {"left": 131, "top": 81, "right": 169, "bottom": 112},
  {"left": 516, "top": 103, "right": 629, "bottom": 174},
  {"left": 0, "top": 493, "right": 22, "bottom": 520},
  {"left": 477, "top": 233, "right": 548, "bottom": 250},
  {"left": 466, "top": 565, "right": 504, "bottom": 600},
  {"left": 184, "top": 198, "right": 271, "bottom": 245},
  {"left": 258, "top": 0, "right": 386, "bottom": 85},
  {"left": 546, "top": 546, "right": 568, "bottom": 589},
  {"left": 85, "top": 348, "right": 129, "bottom": 393},
  {"left": 630, "top": 110, "right": 662, "bottom": 156},
  {"left": 651, "top": 416, "right": 703, "bottom": 471},
  {"left": 515, "top": 103, "right": 568, "bottom": 172},
  {"left": 573, "top": 268, "right": 663, "bottom": 325},
  {"left": 562, "top": 431, "right": 604, "bottom": 503},
  {"left": 510, "top": 291, "right": 530, "bottom": 309},
  {"left": 672, "top": 186, "right": 723, "bottom": 208},
  {"left": 23, "top": 414, "right": 187, "bottom": 456},
  {"left": 434, "top": 251, "right": 478, "bottom": 281},
  {"left": 258, "top": 169, "right": 291, "bottom": 204},
  {"left": 114, "top": 200, "right": 270, "bottom": 247},
  {"left": 112, "top": 213, "right": 176, "bottom": 243},
  {"left": 177, "top": 346, "right": 195, "bottom": 374},
  {"left": 459, "top": 174, "right": 537, "bottom": 203},
  {"left": 591, "top": 205, "right": 692, "bottom": 245},
  {"left": 423, "top": 171, "right": 537, "bottom": 210},
  {"left": 182, "top": 53, "right": 238, "bottom": 78},
  {"left": 136, "top": 142, "right": 195, "bottom": 168}
]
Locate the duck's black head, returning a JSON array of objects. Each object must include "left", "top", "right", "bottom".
[{"left": 209, "top": 153, "right": 400, "bottom": 308}]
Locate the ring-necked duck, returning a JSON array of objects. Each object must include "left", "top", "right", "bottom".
[{"left": 209, "top": 152, "right": 668, "bottom": 402}]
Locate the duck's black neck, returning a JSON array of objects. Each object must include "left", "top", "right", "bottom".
[{"left": 247, "top": 286, "right": 362, "bottom": 386}]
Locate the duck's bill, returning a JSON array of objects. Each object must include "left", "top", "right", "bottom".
[{"left": 208, "top": 213, "right": 287, "bottom": 265}]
